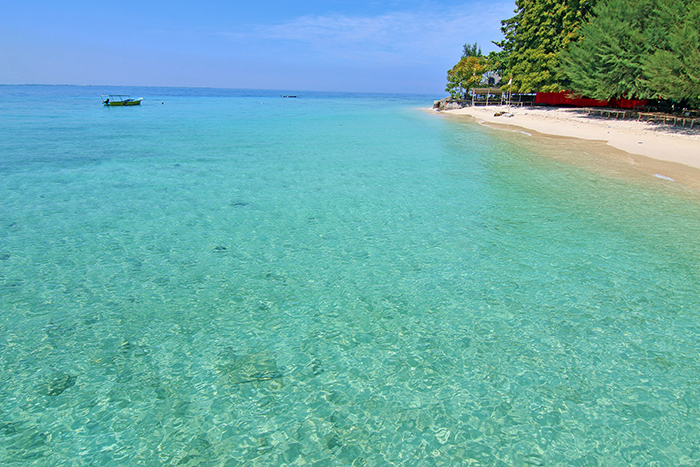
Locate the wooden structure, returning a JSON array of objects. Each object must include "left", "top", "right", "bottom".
[
  {"left": 637, "top": 112, "right": 697, "bottom": 128},
  {"left": 470, "top": 88, "right": 504, "bottom": 106},
  {"left": 466, "top": 89, "right": 535, "bottom": 107},
  {"left": 508, "top": 93, "right": 536, "bottom": 107},
  {"left": 586, "top": 107, "right": 698, "bottom": 128},
  {"left": 586, "top": 108, "right": 634, "bottom": 119}
]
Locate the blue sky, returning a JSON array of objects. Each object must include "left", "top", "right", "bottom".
[{"left": 0, "top": 0, "right": 515, "bottom": 94}]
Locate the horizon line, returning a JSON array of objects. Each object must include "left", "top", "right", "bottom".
[{"left": 0, "top": 83, "right": 443, "bottom": 97}]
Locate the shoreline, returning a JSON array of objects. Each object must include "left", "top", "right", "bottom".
[{"left": 434, "top": 105, "right": 700, "bottom": 191}]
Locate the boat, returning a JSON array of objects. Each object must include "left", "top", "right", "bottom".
[{"left": 101, "top": 95, "right": 143, "bottom": 106}]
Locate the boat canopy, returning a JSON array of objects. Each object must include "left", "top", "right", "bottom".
[{"left": 101, "top": 95, "right": 132, "bottom": 103}]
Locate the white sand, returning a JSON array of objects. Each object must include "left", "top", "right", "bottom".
[{"left": 439, "top": 106, "right": 700, "bottom": 171}]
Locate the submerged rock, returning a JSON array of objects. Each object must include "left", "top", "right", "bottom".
[
  {"left": 40, "top": 370, "right": 77, "bottom": 396},
  {"left": 218, "top": 350, "right": 282, "bottom": 384}
]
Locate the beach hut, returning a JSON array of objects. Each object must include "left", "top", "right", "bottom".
[{"left": 470, "top": 87, "right": 504, "bottom": 106}]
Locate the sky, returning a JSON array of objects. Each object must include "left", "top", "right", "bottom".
[{"left": 0, "top": 0, "right": 516, "bottom": 94}]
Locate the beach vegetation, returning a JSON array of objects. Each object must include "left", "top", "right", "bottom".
[
  {"left": 642, "top": 1, "right": 700, "bottom": 106},
  {"left": 494, "top": 0, "right": 598, "bottom": 93},
  {"left": 445, "top": 55, "right": 488, "bottom": 100},
  {"left": 462, "top": 42, "right": 483, "bottom": 58},
  {"left": 560, "top": 0, "right": 684, "bottom": 101},
  {"left": 451, "top": 0, "right": 699, "bottom": 107},
  {"left": 560, "top": 0, "right": 700, "bottom": 106}
]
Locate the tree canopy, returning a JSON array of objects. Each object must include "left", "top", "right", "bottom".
[
  {"left": 560, "top": 0, "right": 686, "bottom": 100},
  {"left": 643, "top": 1, "right": 700, "bottom": 106},
  {"left": 448, "top": 0, "right": 700, "bottom": 106},
  {"left": 462, "top": 42, "right": 483, "bottom": 58},
  {"left": 445, "top": 56, "right": 488, "bottom": 100},
  {"left": 495, "top": 0, "right": 597, "bottom": 93}
]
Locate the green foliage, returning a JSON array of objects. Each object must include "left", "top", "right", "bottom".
[
  {"left": 445, "top": 56, "right": 488, "bottom": 100},
  {"left": 485, "top": 50, "right": 508, "bottom": 77},
  {"left": 462, "top": 42, "right": 483, "bottom": 58},
  {"left": 561, "top": 0, "right": 683, "bottom": 100},
  {"left": 481, "top": 0, "right": 698, "bottom": 103},
  {"left": 495, "top": 0, "right": 597, "bottom": 93},
  {"left": 643, "top": 2, "right": 700, "bottom": 106}
]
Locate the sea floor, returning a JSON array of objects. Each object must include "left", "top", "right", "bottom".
[{"left": 1, "top": 86, "right": 700, "bottom": 465}]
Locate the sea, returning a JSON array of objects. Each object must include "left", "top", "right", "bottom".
[{"left": 1, "top": 85, "right": 700, "bottom": 466}]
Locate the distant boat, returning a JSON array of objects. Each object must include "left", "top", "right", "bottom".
[
  {"left": 281, "top": 95, "right": 298, "bottom": 98},
  {"left": 101, "top": 95, "right": 143, "bottom": 106}
]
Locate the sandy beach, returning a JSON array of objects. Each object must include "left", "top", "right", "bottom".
[{"left": 437, "top": 105, "right": 700, "bottom": 190}]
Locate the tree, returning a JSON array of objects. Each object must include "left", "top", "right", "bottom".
[
  {"left": 495, "top": 0, "right": 597, "bottom": 93},
  {"left": 560, "top": 0, "right": 683, "bottom": 100},
  {"left": 462, "top": 42, "right": 483, "bottom": 58},
  {"left": 643, "top": 1, "right": 700, "bottom": 106},
  {"left": 445, "top": 56, "right": 488, "bottom": 100}
]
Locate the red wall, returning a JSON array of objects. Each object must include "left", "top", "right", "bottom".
[{"left": 535, "top": 92, "right": 647, "bottom": 109}]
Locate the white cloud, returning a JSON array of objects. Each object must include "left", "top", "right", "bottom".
[{"left": 227, "top": 2, "right": 514, "bottom": 64}]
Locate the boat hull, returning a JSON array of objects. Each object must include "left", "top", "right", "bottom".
[{"left": 104, "top": 98, "right": 143, "bottom": 106}]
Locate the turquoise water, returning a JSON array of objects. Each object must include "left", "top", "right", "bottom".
[{"left": 2, "top": 85, "right": 700, "bottom": 466}]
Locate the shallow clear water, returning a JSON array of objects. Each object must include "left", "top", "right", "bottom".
[{"left": 2, "top": 85, "right": 700, "bottom": 466}]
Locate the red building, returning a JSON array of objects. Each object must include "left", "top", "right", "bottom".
[{"left": 535, "top": 91, "right": 647, "bottom": 109}]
